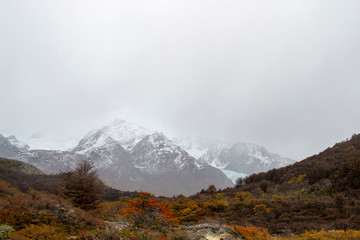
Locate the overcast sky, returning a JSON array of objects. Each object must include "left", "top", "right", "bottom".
[{"left": 1, "top": 0, "right": 360, "bottom": 160}]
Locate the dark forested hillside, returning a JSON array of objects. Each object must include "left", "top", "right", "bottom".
[
  {"left": 244, "top": 133, "right": 360, "bottom": 189},
  {"left": 0, "top": 157, "right": 43, "bottom": 175},
  {"left": 186, "top": 134, "right": 360, "bottom": 233},
  {"left": 0, "top": 157, "right": 134, "bottom": 201}
]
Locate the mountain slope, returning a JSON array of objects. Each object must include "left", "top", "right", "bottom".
[
  {"left": 244, "top": 134, "right": 360, "bottom": 188},
  {"left": 132, "top": 133, "right": 206, "bottom": 174},
  {"left": 0, "top": 120, "right": 233, "bottom": 196},
  {"left": 0, "top": 156, "right": 63, "bottom": 194},
  {"left": 0, "top": 134, "right": 29, "bottom": 159},
  {"left": 0, "top": 157, "right": 43, "bottom": 175},
  {"left": 216, "top": 142, "right": 294, "bottom": 175},
  {"left": 175, "top": 137, "right": 295, "bottom": 183},
  {"left": 73, "top": 122, "right": 233, "bottom": 196},
  {"left": 130, "top": 133, "right": 232, "bottom": 195},
  {"left": 173, "top": 137, "right": 226, "bottom": 160},
  {"left": 187, "top": 134, "right": 360, "bottom": 233}
]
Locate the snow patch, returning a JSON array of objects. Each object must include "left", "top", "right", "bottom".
[
  {"left": 7, "top": 136, "right": 29, "bottom": 151},
  {"left": 173, "top": 137, "right": 230, "bottom": 160}
]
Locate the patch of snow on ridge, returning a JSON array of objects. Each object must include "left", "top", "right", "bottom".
[
  {"left": 103, "top": 119, "right": 154, "bottom": 150},
  {"left": 206, "top": 157, "right": 228, "bottom": 169},
  {"left": 174, "top": 137, "right": 230, "bottom": 162},
  {"left": 7, "top": 136, "right": 29, "bottom": 151},
  {"left": 234, "top": 142, "right": 272, "bottom": 165},
  {"left": 192, "top": 156, "right": 206, "bottom": 169},
  {"left": 174, "top": 138, "right": 208, "bottom": 159},
  {"left": 251, "top": 151, "right": 271, "bottom": 165}
]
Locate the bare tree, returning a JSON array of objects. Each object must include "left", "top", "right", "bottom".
[{"left": 61, "top": 160, "right": 103, "bottom": 210}]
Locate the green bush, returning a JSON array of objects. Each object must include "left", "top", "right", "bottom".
[{"left": 0, "top": 224, "right": 15, "bottom": 239}]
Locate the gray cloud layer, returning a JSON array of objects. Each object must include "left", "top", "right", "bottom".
[{"left": 1, "top": 0, "right": 360, "bottom": 160}]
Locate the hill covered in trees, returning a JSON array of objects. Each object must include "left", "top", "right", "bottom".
[{"left": 191, "top": 134, "right": 360, "bottom": 233}]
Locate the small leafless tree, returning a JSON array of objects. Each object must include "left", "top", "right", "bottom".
[{"left": 61, "top": 160, "right": 103, "bottom": 210}]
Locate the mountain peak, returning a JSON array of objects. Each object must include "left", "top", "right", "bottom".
[
  {"left": 144, "top": 132, "right": 167, "bottom": 145},
  {"left": 75, "top": 119, "right": 154, "bottom": 152},
  {"left": 7, "top": 135, "right": 30, "bottom": 151},
  {"left": 0, "top": 134, "right": 29, "bottom": 151},
  {"left": 0, "top": 134, "right": 30, "bottom": 159}
]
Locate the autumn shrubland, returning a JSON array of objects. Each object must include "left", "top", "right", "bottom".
[{"left": 1, "top": 135, "right": 360, "bottom": 239}]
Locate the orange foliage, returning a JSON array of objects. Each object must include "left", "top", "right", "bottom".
[
  {"left": 122, "top": 191, "right": 177, "bottom": 228},
  {"left": 0, "top": 181, "right": 54, "bottom": 228},
  {"left": 231, "top": 225, "right": 271, "bottom": 240},
  {"left": 7, "top": 224, "right": 70, "bottom": 240},
  {"left": 295, "top": 229, "right": 360, "bottom": 240},
  {"left": 0, "top": 180, "right": 104, "bottom": 231}
]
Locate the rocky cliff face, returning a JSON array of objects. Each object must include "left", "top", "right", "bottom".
[{"left": 182, "top": 224, "right": 241, "bottom": 240}]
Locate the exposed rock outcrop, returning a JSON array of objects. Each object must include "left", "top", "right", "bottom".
[{"left": 182, "top": 224, "right": 242, "bottom": 240}]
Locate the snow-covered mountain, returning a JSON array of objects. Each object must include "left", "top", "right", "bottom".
[
  {"left": 174, "top": 137, "right": 295, "bottom": 183},
  {"left": 0, "top": 120, "right": 233, "bottom": 196},
  {"left": 173, "top": 137, "right": 230, "bottom": 160},
  {"left": 74, "top": 119, "right": 154, "bottom": 153},
  {"left": 215, "top": 142, "right": 295, "bottom": 175},
  {"left": 0, "top": 134, "right": 29, "bottom": 158},
  {"left": 132, "top": 133, "right": 204, "bottom": 174}
]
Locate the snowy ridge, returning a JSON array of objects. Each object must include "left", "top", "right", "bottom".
[
  {"left": 200, "top": 143, "right": 229, "bottom": 169},
  {"left": 173, "top": 137, "right": 230, "bottom": 166},
  {"left": 74, "top": 119, "right": 154, "bottom": 153},
  {"left": 178, "top": 138, "right": 295, "bottom": 181},
  {"left": 232, "top": 143, "right": 272, "bottom": 165},
  {"left": 132, "top": 133, "right": 206, "bottom": 174},
  {"left": 217, "top": 142, "right": 295, "bottom": 175},
  {"left": 234, "top": 142, "right": 294, "bottom": 167},
  {"left": 173, "top": 137, "right": 209, "bottom": 159},
  {"left": 7, "top": 135, "right": 29, "bottom": 151},
  {"left": 0, "top": 134, "right": 30, "bottom": 159}
]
